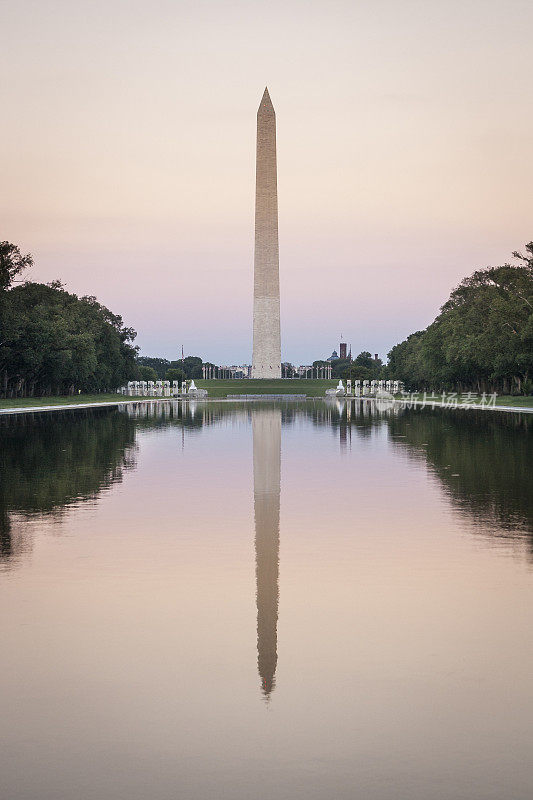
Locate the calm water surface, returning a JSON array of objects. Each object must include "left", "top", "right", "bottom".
[{"left": 1, "top": 400, "right": 532, "bottom": 800}]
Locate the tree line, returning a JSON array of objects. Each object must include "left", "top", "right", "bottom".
[
  {"left": 318, "top": 243, "right": 533, "bottom": 395},
  {"left": 387, "top": 243, "right": 533, "bottom": 394},
  {"left": 1, "top": 242, "right": 138, "bottom": 398},
  {"left": 136, "top": 355, "right": 208, "bottom": 384}
]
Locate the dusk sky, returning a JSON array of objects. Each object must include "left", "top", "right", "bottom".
[{"left": 2, "top": 0, "right": 531, "bottom": 364}]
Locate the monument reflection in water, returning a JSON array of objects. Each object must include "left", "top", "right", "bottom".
[{"left": 253, "top": 408, "right": 281, "bottom": 697}]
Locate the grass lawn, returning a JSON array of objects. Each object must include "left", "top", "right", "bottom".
[
  {"left": 0, "top": 381, "right": 335, "bottom": 409},
  {"left": 494, "top": 395, "right": 533, "bottom": 407},
  {"left": 398, "top": 392, "right": 533, "bottom": 409},
  {"left": 195, "top": 378, "right": 336, "bottom": 397},
  {"left": 0, "top": 393, "right": 139, "bottom": 409}
]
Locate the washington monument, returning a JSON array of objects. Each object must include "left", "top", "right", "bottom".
[{"left": 252, "top": 88, "right": 281, "bottom": 378}]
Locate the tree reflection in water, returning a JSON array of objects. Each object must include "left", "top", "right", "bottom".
[
  {"left": 387, "top": 406, "right": 533, "bottom": 544},
  {"left": 309, "top": 398, "right": 533, "bottom": 551},
  {"left": 0, "top": 408, "right": 137, "bottom": 568}
]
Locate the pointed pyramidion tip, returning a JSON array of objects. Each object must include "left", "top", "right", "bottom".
[{"left": 258, "top": 86, "right": 274, "bottom": 114}]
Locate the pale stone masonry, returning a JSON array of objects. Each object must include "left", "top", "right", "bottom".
[{"left": 252, "top": 87, "right": 281, "bottom": 378}]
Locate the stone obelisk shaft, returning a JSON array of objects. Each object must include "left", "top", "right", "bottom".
[{"left": 252, "top": 88, "right": 281, "bottom": 378}]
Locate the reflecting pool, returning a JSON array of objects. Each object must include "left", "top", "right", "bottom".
[{"left": 1, "top": 400, "right": 532, "bottom": 800}]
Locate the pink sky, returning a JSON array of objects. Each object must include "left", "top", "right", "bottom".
[{"left": 2, "top": 0, "right": 531, "bottom": 364}]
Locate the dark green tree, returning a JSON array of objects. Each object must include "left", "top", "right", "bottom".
[
  {"left": 166, "top": 368, "right": 185, "bottom": 383},
  {"left": 1, "top": 279, "right": 138, "bottom": 397},
  {"left": 0, "top": 241, "right": 33, "bottom": 290},
  {"left": 138, "top": 365, "right": 158, "bottom": 382},
  {"left": 343, "top": 352, "right": 384, "bottom": 381},
  {"left": 387, "top": 243, "right": 533, "bottom": 394},
  {"left": 137, "top": 357, "right": 170, "bottom": 379}
]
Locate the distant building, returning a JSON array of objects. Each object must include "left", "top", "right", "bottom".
[
  {"left": 326, "top": 350, "right": 339, "bottom": 362},
  {"left": 339, "top": 342, "right": 347, "bottom": 360},
  {"left": 218, "top": 364, "right": 252, "bottom": 378}
]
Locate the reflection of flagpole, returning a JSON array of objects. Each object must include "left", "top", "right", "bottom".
[{"left": 253, "top": 408, "right": 281, "bottom": 699}]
